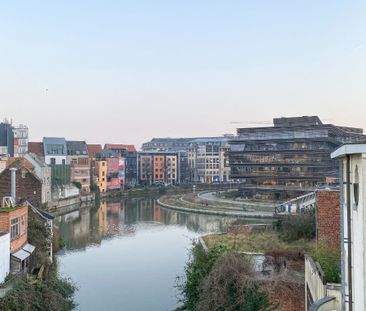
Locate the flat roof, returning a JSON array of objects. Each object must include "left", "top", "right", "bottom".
[{"left": 331, "top": 144, "right": 366, "bottom": 159}]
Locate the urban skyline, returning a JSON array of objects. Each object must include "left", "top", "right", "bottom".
[{"left": 1, "top": 0, "right": 366, "bottom": 147}]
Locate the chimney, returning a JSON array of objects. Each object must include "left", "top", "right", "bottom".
[{"left": 9, "top": 167, "right": 17, "bottom": 203}]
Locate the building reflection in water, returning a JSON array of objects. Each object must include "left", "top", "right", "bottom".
[{"left": 55, "top": 197, "right": 271, "bottom": 251}]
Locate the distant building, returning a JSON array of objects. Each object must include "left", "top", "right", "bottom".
[
  {"left": 331, "top": 144, "right": 366, "bottom": 311},
  {"left": 28, "top": 142, "right": 44, "bottom": 158},
  {"left": 138, "top": 152, "right": 178, "bottom": 185},
  {"left": 12, "top": 124, "right": 28, "bottom": 157},
  {"left": 188, "top": 138, "right": 230, "bottom": 183},
  {"left": 87, "top": 144, "right": 103, "bottom": 190},
  {"left": 97, "top": 150, "right": 125, "bottom": 191},
  {"left": 43, "top": 137, "right": 70, "bottom": 190},
  {"left": 43, "top": 137, "right": 67, "bottom": 165},
  {"left": 104, "top": 144, "right": 137, "bottom": 186},
  {"left": 229, "top": 116, "right": 366, "bottom": 190},
  {"left": 95, "top": 159, "right": 107, "bottom": 193},
  {"left": 66, "top": 141, "right": 90, "bottom": 193},
  {"left": 0, "top": 120, "right": 14, "bottom": 157}
]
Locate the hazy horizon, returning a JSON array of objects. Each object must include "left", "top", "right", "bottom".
[{"left": 1, "top": 1, "right": 365, "bottom": 148}]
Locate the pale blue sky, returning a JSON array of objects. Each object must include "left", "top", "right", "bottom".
[{"left": 1, "top": 1, "right": 365, "bottom": 148}]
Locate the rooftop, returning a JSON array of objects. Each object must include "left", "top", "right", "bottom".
[
  {"left": 28, "top": 142, "right": 44, "bottom": 156},
  {"left": 104, "top": 144, "right": 136, "bottom": 153},
  {"left": 87, "top": 144, "right": 102, "bottom": 157},
  {"left": 66, "top": 141, "right": 88, "bottom": 156}
]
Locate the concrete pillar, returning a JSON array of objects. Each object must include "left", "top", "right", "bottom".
[{"left": 9, "top": 167, "right": 17, "bottom": 203}]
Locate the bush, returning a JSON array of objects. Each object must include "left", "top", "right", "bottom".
[
  {"left": 177, "top": 243, "right": 228, "bottom": 310},
  {"left": 312, "top": 241, "right": 341, "bottom": 283},
  {"left": 276, "top": 212, "right": 316, "bottom": 242},
  {"left": 197, "top": 253, "right": 273, "bottom": 311}
]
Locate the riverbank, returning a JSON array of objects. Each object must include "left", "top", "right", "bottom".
[{"left": 157, "top": 193, "right": 275, "bottom": 218}]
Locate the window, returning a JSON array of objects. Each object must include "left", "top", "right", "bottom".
[
  {"left": 50, "top": 158, "right": 56, "bottom": 165},
  {"left": 62, "top": 159, "right": 66, "bottom": 165},
  {"left": 11, "top": 218, "right": 19, "bottom": 240},
  {"left": 21, "top": 214, "right": 26, "bottom": 234}
]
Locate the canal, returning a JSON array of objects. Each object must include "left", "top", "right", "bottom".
[{"left": 55, "top": 196, "right": 263, "bottom": 311}]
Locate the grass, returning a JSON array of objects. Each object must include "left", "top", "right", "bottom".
[{"left": 203, "top": 231, "right": 315, "bottom": 254}]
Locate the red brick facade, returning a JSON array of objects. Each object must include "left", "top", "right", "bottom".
[
  {"left": 0, "top": 205, "right": 28, "bottom": 253},
  {"left": 316, "top": 190, "right": 340, "bottom": 251},
  {"left": 0, "top": 167, "right": 42, "bottom": 207}
]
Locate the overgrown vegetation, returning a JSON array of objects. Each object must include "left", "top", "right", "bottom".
[
  {"left": 177, "top": 243, "right": 274, "bottom": 311},
  {"left": 276, "top": 211, "right": 316, "bottom": 242},
  {"left": 0, "top": 210, "right": 77, "bottom": 311},
  {"left": 312, "top": 241, "right": 341, "bottom": 283},
  {"left": 221, "top": 190, "right": 241, "bottom": 199}
]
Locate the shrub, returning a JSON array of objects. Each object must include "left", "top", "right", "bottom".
[
  {"left": 276, "top": 211, "right": 316, "bottom": 242},
  {"left": 312, "top": 241, "right": 341, "bottom": 283}
]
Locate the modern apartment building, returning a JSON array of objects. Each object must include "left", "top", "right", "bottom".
[
  {"left": 229, "top": 116, "right": 366, "bottom": 190},
  {"left": 104, "top": 144, "right": 137, "bottom": 186},
  {"left": 188, "top": 138, "right": 230, "bottom": 183},
  {"left": 0, "top": 120, "right": 14, "bottom": 157},
  {"left": 138, "top": 152, "right": 178, "bottom": 185}
]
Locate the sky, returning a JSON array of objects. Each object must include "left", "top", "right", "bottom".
[{"left": 0, "top": 1, "right": 365, "bottom": 148}]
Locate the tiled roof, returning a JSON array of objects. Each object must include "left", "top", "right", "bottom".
[
  {"left": 87, "top": 144, "right": 102, "bottom": 157},
  {"left": 104, "top": 144, "right": 136, "bottom": 152},
  {"left": 28, "top": 142, "right": 44, "bottom": 156},
  {"left": 7, "top": 157, "right": 34, "bottom": 171}
]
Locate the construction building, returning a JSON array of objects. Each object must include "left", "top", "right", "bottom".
[{"left": 229, "top": 116, "right": 366, "bottom": 197}]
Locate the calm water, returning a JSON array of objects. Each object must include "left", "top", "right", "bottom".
[{"left": 55, "top": 197, "right": 262, "bottom": 311}]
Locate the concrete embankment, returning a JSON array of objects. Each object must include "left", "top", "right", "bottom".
[{"left": 157, "top": 197, "right": 274, "bottom": 219}]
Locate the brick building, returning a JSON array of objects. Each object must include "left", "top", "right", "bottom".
[
  {"left": 315, "top": 189, "right": 340, "bottom": 251},
  {"left": 0, "top": 162, "right": 42, "bottom": 207}
]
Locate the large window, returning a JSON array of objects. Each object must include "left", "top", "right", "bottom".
[{"left": 11, "top": 217, "right": 19, "bottom": 240}]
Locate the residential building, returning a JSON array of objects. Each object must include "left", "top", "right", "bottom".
[
  {"left": 87, "top": 144, "right": 102, "bottom": 190},
  {"left": 106, "top": 157, "right": 125, "bottom": 190},
  {"left": 0, "top": 120, "right": 14, "bottom": 157},
  {"left": 42, "top": 138, "right": 70, "bottom": 190},
  {"left": 331, "top": 143, "right": 366, "bottom": 311},
  {"left": 24, "top": 153, "right": 52, "bottom": 204},
  {"left": 104, "top": 144, "right": 137, "bottom": 186},
  {"left": 43, "top": 137, "right": 67, "bottom": 165},
  {"left": 95, "top": 159, "right": 107, "bottom": 193},
  {"left": 188, "top": 138, "right": 230, "bottom": 183},
  {"left": 138, "top": 152, "right": 178, "bottom": 185},
  {"left": 12, "top": 124, "right": 28, "bottom": 157},
  {"left": 0, "top": 198, "right": 35, "bottom": 275},
  {"left": 229, "top": 116, "right": 366, "bottom": 191},
  {"left": 66, "top": 141, "right": 90, "bottom": 193}
]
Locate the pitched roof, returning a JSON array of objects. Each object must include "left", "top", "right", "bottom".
[
  {"left": 7, "top": 157, "right": 34, "bottom": 171},
  {"left": 28, "top": 142, "right": 44, "bottom": 157},
  {"left": 87, "top": 144, "right": 102, "bottom": 157},
  {"left": 43, "top": 137, "right": 67, "bottom": 156},
  {"left": 104, "top": 144, "right": 136, "bottom": 152},
  {"left": 66, "top": 141, "right": 88, "bottom": 156}
]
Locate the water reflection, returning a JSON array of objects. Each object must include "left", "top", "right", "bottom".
[{"left": 55, "top": 197, "right": 271, "bottom": 311}]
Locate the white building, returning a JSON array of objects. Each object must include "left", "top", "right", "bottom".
[
  {"left": 12, "top": 124, "right": 28, "bottom": 157},
  {"left": 43, "top": 137, "right": 67, "bottom": 165},
  {"left": 0, "top": 232, "right": 10, "bottom": 283},
  {"left": 188, "top": 138, "right": 230, "bottom": 183},
  {"left": 331, "top": 144, "right": 366, "bottom": 311},
  {"left": 25, "top": 153, "right": 52, "bottom": 204}
]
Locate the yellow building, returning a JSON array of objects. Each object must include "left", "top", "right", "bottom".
[{"left": 95, "top": 160, "right": 107, "bottom": 193}]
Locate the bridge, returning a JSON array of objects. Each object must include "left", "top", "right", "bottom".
[{"left": 275, "top": 191, "right": 316, "bottom": 215}]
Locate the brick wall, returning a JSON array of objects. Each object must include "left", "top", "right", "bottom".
[
  {"left": 0, "top": 205, "right": 28, "bottom": 253},
  {"left": 316, "top": 190, "right": 340, "bottom": 251},
  {"left": 0, "top": 167, "right": 42, "bottom": 207}
]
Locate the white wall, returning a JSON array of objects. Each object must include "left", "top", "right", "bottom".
[
  {"left": 45, "top": 155, "right": 67, "bottom": 165},
  {"left": 341, "top": 153, "right": 366, "bottom": 311},
  {"left": 0, "top": 233, "right": 10, "bottom": 283}
]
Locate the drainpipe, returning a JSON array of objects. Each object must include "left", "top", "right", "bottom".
[
  {"left": 9, "top": 167, "right": 17, "bottom": 203},
  {"left": 346, "top": 155, "right": 353, "bottom": 311}
]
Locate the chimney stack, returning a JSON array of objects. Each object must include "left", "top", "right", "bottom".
[{"left": 9, "top": 167, "right": 17, "bottom": 203}]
